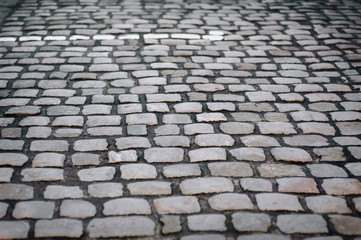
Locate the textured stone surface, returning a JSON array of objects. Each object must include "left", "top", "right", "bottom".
[
  {"left": 232, "top": 212, "right": 271, "bottom": 232},
  {"left": 187, "top": 214, "right": 226, "bottom": 232},
  {"left": 35, "top": 219, "right": 83, "bottom": 238},
  {"left": 180, "top": 177, "right": 234, "bottom": 195},
  {"left": 1, "top": 0, "right": 361, "bottom": 238},
  {"left": 154, "top": 196, "right": 201, "bottom": 214},
  {"left": 277, "top": 214, "right": 328, "bottom": 234},
  {"left": 87, "top": 217, "right": 155, "bottom": 238}
]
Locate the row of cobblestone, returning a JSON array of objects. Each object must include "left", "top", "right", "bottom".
[{"left": 1, "top": 0, "right": 361, "bottom": 239}]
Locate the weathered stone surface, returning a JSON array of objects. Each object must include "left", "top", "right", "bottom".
[
  {"left": 277, "top": 214, "right": 328, "bottom": 234},
  {"left": 88, "top": 183, "right": 123, "bottom": 198},
  {"left": 187, "top": 214, "right": 226, "bottom": 232},
  {"left": 241, "top": 135, "right": 280, "bottom": 147},
  {"left": 44, "top": 186, "right": 84, "bottom": 199},
  {"left": 240, "top": 178, "right": 273, "bottom": 192},
  {"left": 0, "top": 153, "right": 29, "bottom": 167},
  {"left": 195, "top": 134, "right": 235, "bottom": 147},
  {"left": 258, "top": 164, "right": 305, "bottom": 177},
  {"left": 74, "top": 139, "right": 108, "bottom": 152},
  {"left": 144, "top": 148, "right": 184, "bottom": 162},
  {"left": 160, "top": 215, "right": 182, "bottom": 234},
  {"left": 232, "top": 212, "right": 270, "bottom": 232},
  {"left": 330, "top": 215, "right": 361, "bottom": 235},
  {"left": 271, "top": 147, "right": 312, "bottom": 163},
  {"left": 13, "top": 201, "right": 55, "bottom": 219},
  {"left": 307, "top": 164, "right": 348, "bottom": 178},
  {"left": 305, "top": 196, "right": 351, "bottom": 214},
  {"left": 180, "top": 177, "right": 234, "bottom": 195},
  {"left": 189, "top": 148, "right": 226, "bottom": 162},
  {"left": 60, "top": 200, "right": 96, "bottom": 219},
  {"left": 108, "top": 150, "right": 137, "bottom": 163},
  {"left": 256, "top": 193, "right": 303, "bottom": 211},
  {"left": 30, "top": 140, "right": 68, "bottom": 152},
  {"left": 35, "top": 219, "right": 83, "bottom": 238},
  {"left": 0, "top": 221, "right": 30, "bottom": 239},
  {"left": 128, "top": 181, "right": 171, "bottom": 195},
  {"left": 230, "top": 148, "right": 265, "bottom": 161},
  {"left": 21, "top": 168, "right": 64, "bottom": 182},
  {"left": 154, "top": 196, "right": 201, "bottom": 214},
  {"left": 322, "top": 178, "right": 361, "bottom": 195},
  {"left": 277, "top": 177, "right": 319, "bottom": 193},
  {"left": 208, "top": 162, "right": 253, "bottom": 177},
  {"left": 209, "top": 193, "right": 253, "bottom": 211},
  {"left": 87, "top": 217, "right": 155, "bottom": 238},
  {"left": 32, "top": 153, "right": 65, "bottom": 167},
  {"left": 116, "top": 137, "right": 151, "bottom": 150},
  {"left": 120, "top": 164, "right": 157, "bottom": 180},
  {"left": 103, "top": 198, "right": 151, "bottom": 215},
  {"left": 0, "top": 184, "right": 33, "bottom": 200},
  {"left": 163, "top": 164, "right": 201, "bottom": 178},
  {"left": 77, "top": 167, "right": 115, "bottom": 182}
]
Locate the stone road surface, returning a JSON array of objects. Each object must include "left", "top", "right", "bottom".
[{"left": 0, "top": 0, "right": 361, "bottom": 239}]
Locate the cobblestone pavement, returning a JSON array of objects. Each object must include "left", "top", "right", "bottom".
[{"left": 0, "top": 0, "right": 361, "bottom": 239}]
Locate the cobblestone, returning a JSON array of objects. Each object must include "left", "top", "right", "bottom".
[{"left": 1, "top": 0, "right": 361, "bottom": 238}]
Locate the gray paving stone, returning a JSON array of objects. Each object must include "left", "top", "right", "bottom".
[
  {"left": 160, "top": 215, "right": 182, "bottom": 234},
  {"left": 35, "top": 219, "right": 83, "bottom": 238},
  {"left": 180, "top": 177, "right": 234, "bottom": 195},
  {"left": 277, "top": 177, "right": 319, "bottom": 193},
  {"left": 307, "top": 164, "right": 348, "bottom": 178},
  {"left": 195, "top": 134, "right": 234, "bottom": 147},
  {"left": 77, "top": 167, "right": 115, "bottom": 182},
  {"left": 345, "top": 162, "right": 361, "bottom": 176},
  {"left": 277, "top": 214, "right": 328, "bottom": 234},
  {"left": 189, "top": 148, "right": 226, "bottom": 162},
  {"left": 283, "top": 135, "right": 329, "bottom": 147},
  {"left": 0, "top": 139, "right": 24, "bottom": 150},
  {"left": 208, "top": 162, "right": 253, "bottom": 177},
  {"left": 120, "top": 164, "right": 157, "bottom": 180},
  {"left": 220, "top": 122, "right": 254, "bottom": 135},
  {"left": 74, "top": 139, "right": 108, "bottom": 152},
  {"left": 88, "top": 183, "right": 123, "bottom": 198},
  {"left": 103, "top": 198, "right": 151, "bottom": 215},
  {"left": 258, "top": 163, "right": 305, "bottom": 177},
  {"left": 21, "top": 168, "right": 64, "bottom": 182},
  {"left": 0, "top": 153, "right": 28, "bottom": 166},
  {"left": 182, "top": 234, "right": 226, "bottom": 240},
  {"left": 271, "top": 147, "right": 312, "bottom": 163},
  {"left": 154, "top": 196, "right": 200, "bottom": 214},
  {"left": 144, "top": 147, "right": 184, "bottom": 163},
  {"left": 187, "top": 214, "right": 226, "bottom": 232},
  {"left": 230, "top": 148, "right": 265, "bottom": 162},
  {"left": 256, "top": 193, "right": 303, "bottom": 211},
  {"left": 329, "top": 215, "right": 361, "bottom": 235},
  {"left": 72, "top": 153, "right": 100, "bottom": 166},
  {"left": 163, "top": 164, "right": 201, "bottom": 178},
  {"left": 0, "top": 221, "right": 30, "bottom": 239},
  {"left": 241, "top": 135, "right": 280, "bottom": 147},
  {"left": 240, "top": 178, "right": 273, "bottom": 192},
  {"left": 232, "top": 212, "right": 271, "bottom": 232},
  {"left": 322, "top": 178, "right": 361, "bottom": 195},
  {"left": 0, "top": 202, "right": 8, "bottom": 218},
  {"left": 87, "top": 216, "right": 155, "bottom": 238},
  {"left": 128, "top": 181, "right": 172, "bottom": 196},
  {"left": 13, "top": 201, "right": 55, "bottom": 219},
  {"left": 60, "top": 200, "right": 96, "bottom": 219},
  {"left": 209, "top": 193, "right": 253, "bottom": 211},
  {"left": 154, "top": 136, "right": 190, "bottom": 147},
  {"left": 237, "top": 234, "right": 290, "bottom": 240},
  {"left": 44, "top": 186, "right": 84, "bottom": 199},
  {"left": 0, "top": 184, "right": 33, "bottom": 200},
  {"left": 30, "top": 140, "right": 69, "bottom": 152},
  {"left": 305, "top": 196, "right": 351, "bottom": 214}
]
